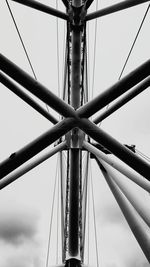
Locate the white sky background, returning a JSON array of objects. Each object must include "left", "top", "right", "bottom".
[{"left": 0, "top": 0, "right": 150, "bottom": 266}]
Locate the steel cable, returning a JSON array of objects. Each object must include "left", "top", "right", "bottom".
[
  {"left": 5, "top": 0, "right": 51, "bottom": 113},
  {"left": 90, "top": 162, "right": 100, "bottom": 267},
  {"left": 46, "top": 156, "right": 59, "bottom": 267}
]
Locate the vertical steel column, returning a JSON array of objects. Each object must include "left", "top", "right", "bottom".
[
  {"left": 71, "top": 17, "right": 81, "bottom": 108},
  {"left": 69, "top": 149, "right": 80, "bottom": 256},
  {"left": 68, "top": 0, "right": 82, "bottom": 259}
]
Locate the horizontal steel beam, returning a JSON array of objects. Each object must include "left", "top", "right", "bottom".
[
  {"left": 12, "top": 0, "right": 69, "bottom": 20},
  {"left": 0, "top": 141, "right": 66, "bottom": 190},
  {"left": 98, "top": 161, "right": 150, "bottom": 263},
  {"left": 86, "top": 0, "right": 150, "bottom": 21},
  {"left": 78, "top": 118, "right": 150, "bottom": 181},
  {"left": 0, "top": 72, "right": 58, "bottom": 124},
  {"left": 0, "top": 117, "right": 77, "bottom": 179},
  {"left": 0, "top": 54, "right": 77, "bottom": 119},
  {"left": 77, "top": 59, "right": 150, "bottom": 118},
  {"left": 94, "top": 77, "right": 150, "bottom": 124},
  {"left": 83, "top": 141, "right": 150, "bottom": 193}
]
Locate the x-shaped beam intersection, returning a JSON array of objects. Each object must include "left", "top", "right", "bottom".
[{"left": 0, "top": 54, "right": 150, "bottom": 182}]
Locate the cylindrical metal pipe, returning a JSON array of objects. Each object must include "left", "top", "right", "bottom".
[
  {"left": 0, "top": 72, "right": 58, "bottom": 124},
  {"left": 83, "top": 141, "right": 150, "bottom": 193},
  {"left": 84, "top": 0, "right": 95, "bottom": 9},
  {"left": 0, "top": 117, "right": 77, "bottom": 179},
  {"left": 68, "top": 149, "right": 80, "bottom": 256},
  {"left": 0, "top": 142, "right": 66, "bottom": 190},
  {"left": 77, "top": 59, "right": 150, "bottom": 118},
  {"left": 94, "top": 77, "right": 150, "bottom": 124},
  {"left": 12, "top": 0, "right": 69, "bottom": 20},
  {"left": 104, "top": 165, "right": 150, "bottom": 228},
  {"left": 0, "top": 54, "right": 77, "bottom": 119},
  {"left": 71, "top": 28, "right": 82, "bottom": 109},
  {"left": 86, "top": 0, "right": 150, "bottom": 21},
  {"left": 98, "top": 161, "right": 150, "bottom": 263},
  {"left": 68, "top": 0, "right": 82, "bottom": 259},
  {"left": 79, "top": 119, "right": 150, "bottom": 181}
]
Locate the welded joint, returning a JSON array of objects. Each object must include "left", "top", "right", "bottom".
[
  {"left": 65, "top": 128, "right": 85, "bottom": 149},
  {"left": 68, "top": 4, "right": 86, "bottom": 28}
]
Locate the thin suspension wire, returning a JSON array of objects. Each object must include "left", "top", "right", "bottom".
[
  {"left": 56, "top": 167, "right": 60, "bottom": 264},
  {"left": 5, "top": 0, "right": 37, "bottom": 80},
  {"left": 90, "top": 162, "right": 100, "bottom": 267},
  {"left": 62, "top": 22, "right": 67, "bottom": 100},
  {"left": 84, "top": 43, "right": 89, "bottom": 103},
  {"left": 135, "top": 148, "right": 150, "bottom": 162},
  {"left": 100, "top": 3, "right": 150, "bottom": 126},
  {"left": 87, "top": 168, "right": 90, "bottom": 265},
  {"left": 46, "top": 156, "right": 59, "bottom": 267},
  {"left": 87, "top": 23, "right": 91, "bottom": 101},
  {"left": 5, "top": 0, "right": 50, "bottom": 113},
  {"left": 56, "top": 1, "right": 61, "bottom": 98},
  {"left": 81, "top": 152, "right": 90, "bottom": 262},
  {"left": 118, "top": 3, "right": 150, "bottom": 80},
  {"left": 91, "top": 0, "right": 98, "bottom": 100}
]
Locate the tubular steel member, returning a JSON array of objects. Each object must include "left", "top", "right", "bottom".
[
  {"left": 0, "top": 54, "right": 77, "bottom": 119},
  {"left": 93, "top": 77, "right": 150, "bottom": 124},
  {"left": 0, "top": 72, "right": 58, "bottom": 124},
  {"left": 78, "top": 119, "right": 150, "bottom": 181},
  {"left": 12, "top": 0, "right": 69, "bottom": 20},
  {"left": 0, "top": 118, "right": 77, "bottom": 179},
  {"left": 1, "top": 54, "right": 150, "bottom": 121},
  {"left": 61, "top": 0, "right": 70, "bottom": 9},
  {"left": 77, "top": 59, "right": 150, "bottom": 118},
  {"left": 84, "top": 0, "right": 95, "bottom": 9},
  {"left": 67, "top": 0, "right": 84, "bottom": 261},
  {"left": 83, "top": 141, "right": 150, "bottom": 193},
  {"left": 97, "top": 160, "right": 150, "bottom": 263},
  {"left": 0, "top": 141, "right": 66, "bottom": 190},
  {"left": 86, "top": 0, "right": 150, "bottom": 21},
  {"left": 102, "top": 164, "right": 150, "bottom": 228}
]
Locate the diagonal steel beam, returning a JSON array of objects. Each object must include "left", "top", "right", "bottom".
[
  {"left": 0, "top": 72, "right": 58, "bottom": 125},
  {"left": 12, "top": 0, "right": 69, "bottom": 20},
  {"left": 86, "top": 0, "right": 150, "bottom": 21},
  {"left": 102, "top": 162, "right": 150, "bottom": 228},
  {"left": 83, "top": 141, "right": 150, "bottom": 193},
  {"left": 61, "top": 0, "right": 70, "bottom": 9},
  {"left": 77, "top": 59, "right": 150, "bottom": 118},
  {"left": 84, "top": 0, "right": 95, "bottom": 9},
  {"left": 93, "top": 77, "right": 150, "bottom": 124},
  {"left": 98, "top": 161, "right": 150, "bottom": 263},
  {"left": 78, "top": 118, "right": 150, "bottom": 181},
  {"left": 0, "top": 117, "right": 77, "bottom": 179},
  {"left": 0, "top": 54, "right": 77, "bottom": 119},
  {"left": 1, "top": 54, "right": 150, "bottom": 120},
  {"left": 0, "top": 141, "right": 66, "bottom": 190}
]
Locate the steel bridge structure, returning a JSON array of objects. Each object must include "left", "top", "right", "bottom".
[{"left": 0, "top": 0, "right": 150, "bottom": 266}]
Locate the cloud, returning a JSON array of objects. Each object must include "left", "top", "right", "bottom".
[
  {"left": 3, "top": 249, "right": 43, "bottom": 267},
  {"left": 100, "top": 202, "right": 125, "bottom": 226},
  {"left": 127, "top": 257, "right": 150, "bottom": 267},
  {"left": 0, "top": 211, "right": 38, "bottom": 246}
]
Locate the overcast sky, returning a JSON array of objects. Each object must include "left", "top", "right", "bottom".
[{"left": 0, "top": 0, "right": 150, "bottom": 266}]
